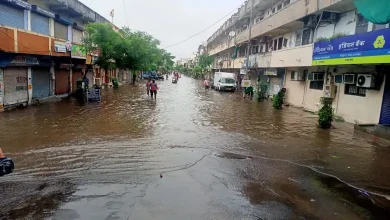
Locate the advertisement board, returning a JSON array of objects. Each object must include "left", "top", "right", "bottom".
[{"left": 313, "top": 28, "right": 390, "bottom": 65}]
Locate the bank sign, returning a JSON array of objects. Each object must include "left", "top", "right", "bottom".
[{"left": 312, "top": 28, "right": 390, "bottom": 65}]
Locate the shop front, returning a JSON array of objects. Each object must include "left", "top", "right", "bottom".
[{"left": 32, "top": 66, "right": 51, "bottom": 99}]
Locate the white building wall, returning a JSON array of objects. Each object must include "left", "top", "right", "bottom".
[{"left": 284, "top": 70, "right": 305, "bottom": 107}]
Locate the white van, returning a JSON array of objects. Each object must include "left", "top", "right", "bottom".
[{"left": 214, "top": 72, "right": 236, "bottom": 92}]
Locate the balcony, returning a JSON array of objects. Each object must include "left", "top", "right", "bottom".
[
  {"left": 208, "top": 38, "right": 235, "bottom": 56},
  {"left": 269, "top": 44, "right": 313, "bottom": 68},
  {"left": 0, "top": 25, "right": 77, "bottom": 57}
]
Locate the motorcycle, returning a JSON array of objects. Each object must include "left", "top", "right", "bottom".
[
  {"left": 0, "top": 148, "right": 14, "bottom": 176},
  {"left": 172, "top": 77, "right": 178, "bottom": 84}
]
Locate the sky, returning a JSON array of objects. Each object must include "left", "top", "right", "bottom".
[{"left": 79, "top": 0, "right": 244, "bottom": 60}]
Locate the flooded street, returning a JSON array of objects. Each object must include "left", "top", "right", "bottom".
[{"left": 1, "top": 76, "right": 390, "bottom": 219}]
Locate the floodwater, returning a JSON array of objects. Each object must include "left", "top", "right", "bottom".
[{"left": 1, "top": 76, "right": 390, "bottom": 219}]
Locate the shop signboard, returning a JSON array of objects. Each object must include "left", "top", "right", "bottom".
[
  {"left": 313, "top": 28, "right": 390, "bottom": 65},
  {"left": 241, "top": 79, "right": 251, "bottom": 88},
  {"left": 87, "top": 88, "right": 101, "bottom": 101},
  {"left": 71, "top": 45, "right": 86, "bottom": 59},
  {"left": 65, "top": 41, "right": 72, "bottom": 52},
  {"left": 54, "top": 41, "right": 66, "bottom": 53},
  {"left": 9, "top": 56, "right": 39, "bottom": 66}
]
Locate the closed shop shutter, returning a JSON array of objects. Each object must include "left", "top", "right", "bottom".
[
  {"left": 55, "top": 69, "right": 69, "bottom": 95},
  {"left": 4, "top": 67, "right": 28, "bottom": 106},
  {"left": 0, "top": 4, "right": 24, "bottom": 29},
  {"left": 31, "top": 13, "right": 49, "bottom": 35},
  {"left": 32, "top": 67, "right": 51, "bottom": 99},
  {"left": 118, "top": 69, "right": 123, "bottom": 82},
  {"left": 380, "top": 75, "right": 390, "bottom": 124},
  {"left": 72, "top": 29, "right": 83, "bottom": 43},
  {"left": 54, "top": 22, "right": 68, "bottom": 40}
]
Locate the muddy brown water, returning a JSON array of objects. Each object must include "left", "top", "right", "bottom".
[{"left": 1, "top": 76, "right": 390, "bottom": 219}]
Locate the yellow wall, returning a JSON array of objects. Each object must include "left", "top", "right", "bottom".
[{"left": 284, "top": 70, "right": 305, "bottom": 107}]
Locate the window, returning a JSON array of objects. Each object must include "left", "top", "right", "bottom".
[
  {"left": 272, "top": 8, "right": 276, "bottom": 13},
  {"left": 356, "top": 14, "right": 369, "bottom": 34},
  {"left": 277, "top": 4, "right": 282, "bottom": 10},
  {"left": 283, "top": 38, "right": 288, "bottom": 48},
  {"left": 252, "top": 45, "right": 259, "bottom": 54},
  {"left": 302, "top": 29, "right": 311, "bottom": 45},
  {"left": 284, "top": 0, "right": 291, "bottom": 6},
  {"left": 277, "top": 37, "right": 283, "bottom": 50},
  {"left": 310, "top": 81, "right": 324, "bottom": 90},
  {"left": 221, "top": 78, "right": 235, "bottom": 84},
  {"left": 345, "top": 84, "right": 366, "bottom": 97},
  {"left": 273, "top": 39, "right": 277, "bottom": 50}
]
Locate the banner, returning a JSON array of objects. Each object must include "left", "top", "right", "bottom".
[
  {"left": 312, "top": 28, "right": 390, "bottom": 65},
  {"left": 71, "top": 45, "right": 86, "bottom": 59}
]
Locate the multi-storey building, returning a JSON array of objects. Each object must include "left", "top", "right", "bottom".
[
  {"left": 204, "top": 0, "right": 390, "bottom": 128},
  {"left": 0, "top": 0, "right": 124, "bottom": 111}
]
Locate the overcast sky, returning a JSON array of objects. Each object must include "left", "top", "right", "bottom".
[{"left": 79, "top": 0, "right": 243, "bottom": 60}]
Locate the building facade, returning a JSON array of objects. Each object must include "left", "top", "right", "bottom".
[
  {"left": 0, "top": 0, "right": 120, "bottom": 111},
  {"left": 204, "top": 0, "right": 390, "bottom": 126}
]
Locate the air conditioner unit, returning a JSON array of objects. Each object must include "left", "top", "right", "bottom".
[
  {"left": 291, "top": 70, "right": 306, "bottom": 81},
  {"left": 324, "top": 85, "right": 336, "bottom": 98},
  {"left": 357, "top": 74, "right": 376, "bottom": 88},
  {"left": 344, "top": 74, "right": 355, "bottom": 84},
  {"left": 322, "top": 11, "right": 340, "bottom": 22}
]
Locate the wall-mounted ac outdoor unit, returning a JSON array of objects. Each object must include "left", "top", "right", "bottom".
[
  {"left": 344, "top": 74, "right": 355, "bottom": 84},
  {"left": 357, "top": 74, "right": 376, "bottom": 88}
]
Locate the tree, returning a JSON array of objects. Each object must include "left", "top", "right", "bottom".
[
  {"left": 83, "top": 24, "right": 175, "bottom": 74},
  {"left": 198, "top": 54, "right": 214, "bottom": 72}
]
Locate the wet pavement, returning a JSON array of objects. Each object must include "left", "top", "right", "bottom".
[{"left": 1, "top": 76, "right": 390, "bottom": 219}]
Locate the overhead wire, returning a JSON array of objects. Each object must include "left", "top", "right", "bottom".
[{"left": 163, "top": 4, "right": 243, "bottom": 49}]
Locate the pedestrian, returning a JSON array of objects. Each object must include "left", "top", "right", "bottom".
[
  {"left": 244, "top": 86, "right": 254, "bottom": 100},
  {"left": 203, "top": 78, "right": 210, "bottom": 89},
  {"left": 146, "top": 77, "right": 152, "bottom": 96},
  {"left": 150, "top": 79, "right": 159, "bottom": 99}
]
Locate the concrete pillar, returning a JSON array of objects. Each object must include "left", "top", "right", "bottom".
[
  {"left": 49, "top": 18, "right": 55, "bottom": 37},
  {"left": 27, "top": 67, "right": 32, "bottom": 105},
  {"left": 50, "top": 66, "right": 55, "bottom": 96},
  {"left": 69, "top": 68, "right": 73, "bottom": 93},
  {"left": 67, "top": 26, "right": 73, "bottom": 41},
  {"left": 0, "top": 68, "right": 4, "bottom": 112},
  {"left": 24, "top": 10, "right": 31, "bottom": 31}
]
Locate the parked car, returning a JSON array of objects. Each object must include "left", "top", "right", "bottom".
[{"left": 214, "top": 72, "right": 236, "bottom": 92}]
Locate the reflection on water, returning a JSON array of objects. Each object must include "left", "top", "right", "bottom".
[{"left": 1, "top": 76, "right": 390, "bottom": 219}]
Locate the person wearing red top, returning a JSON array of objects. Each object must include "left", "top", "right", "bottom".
[{"left": 146, "top": 78, "right": 152, "bottom": 96}]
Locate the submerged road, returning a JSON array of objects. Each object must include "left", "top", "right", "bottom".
[{"left": 1, "top": 76, "right": 390, "bottom": 219}]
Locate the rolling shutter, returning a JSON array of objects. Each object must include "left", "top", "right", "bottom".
[
  {"left": 380, "top": 75, "right": 390, "bottom": 124},
  {"left": 32, "top": 67, "right": 51, "bottom": 99},
  {"left": 54, "top": 22, "right": 68, "bottom": 40},
  {"left": 4, "top": 67, "right": 28, "bottom": 106},
  {"left": 55, "top": 69, "right": 69, "bottom": 95},
  {"left": 72, "top": 29, "right": 83, "bottom": 43},
  {"left": 72, "top": 69, "right": 83, "bottom": 92},
  {"left": 0, "top": 4, "right": 24, "bottom": 29},
  {"left": 31, "top": 13, "right": 49, "bottom": 35}
]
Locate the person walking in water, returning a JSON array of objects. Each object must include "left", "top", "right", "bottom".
[
  {"left": 146, "top": 77, "right": 152, "bottom": 96},
  {"left": 150, "top": 79, "right": 159, "bottom": 99},
  {"left": 203, "top": 78, "right": 210, "bottom": 89}
]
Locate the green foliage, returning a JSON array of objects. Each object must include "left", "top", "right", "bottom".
[
  {"left": 315, "top": 32, "right": 347, "bottom": 42},
  {"left": 83, "top": 24, "right": 175, "bottom": 72},
  {"left": 198, "top": 54, "right": 213, "bottom": 70},
  {"left": 318, "top": 97, "right": 333, "bottom": 129},
  {"left": 273, "top": 91, "right": 285, "bottom": 109}
]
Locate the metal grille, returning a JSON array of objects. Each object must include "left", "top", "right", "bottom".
[
  {"left": 31, "top": 13, "right": 49, "bottom": 35},
  {"left": 72, "top": 29, "right": 83, "bottom": 43},
  {"left": 54, "top": 22, "right": 68, "bottom": 40},
  {"left": 0, "top": 4, "right": 24, "bottom": 29},
  {"left": 32, "top": 67, "right": 51, "bottom": 99},
  {"left": 380, "top": 75, "right": 390, "bottom": 124},
  {"left": 55, "top": 69, "right": 69, "bottom": 95},
  {"left": 3, "top": 67, "right": 28, "bottom": 106}
]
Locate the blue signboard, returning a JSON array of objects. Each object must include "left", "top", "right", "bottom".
[
  {"left": 87, "top": 88, "right": 101, "bottom": 102},
  {"left": 313, "top": 28, "right": 390, "bottom": 65}
]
